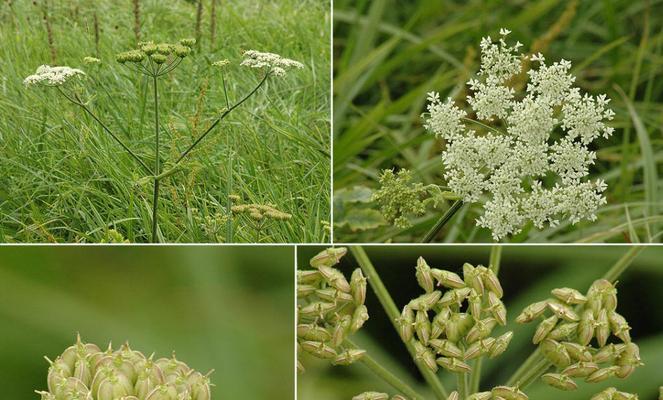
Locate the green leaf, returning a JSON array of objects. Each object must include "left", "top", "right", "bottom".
[
  {"left": 340, "top": 208, "right": 387, "bottom": 232},
  {"left": 335, "top": 186, "right": 375, "bottom": 204}
]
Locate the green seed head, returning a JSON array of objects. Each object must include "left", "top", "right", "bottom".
[
  {"left": 171, "top": 44, "right": 191, "bottom": 58},
  {"left": 180, "top": 38, "right": 196, "bottom": 47},
  {"left": 141, "top": 42, "right": 157, "bottom": 55},
  {"left": 151, "top": 54, "right": 168, "bottom": 64}
]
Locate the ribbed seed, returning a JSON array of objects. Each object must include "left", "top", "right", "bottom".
[
  {"left": 541, "top": 373, "right": 578, "bottom": 391},
  {"left": 333, "top": 349, "right": 366, "bottom": 366},
  {"left": 351, "top": 305, "right": 369, "bottom": 333},
  {"left": 578, "top": 310, "right": 595, "bottom": 346},
  {"left": 446, "top": 313, "right": 472, "bottom": 342},
  {"left": 447, "top": 391, "right": 460, "bottom": 400},
  {"left": 438, "top": 288, "right": 471, "bottom": 307},
  {"left": 491, "top": 386, "right": 528, "bottom": 400},
  {"left": 350, "top": 269, "right": 367, "bottom": 306},
  {"left": 332, "top": 315, "right": 352, "bottom": 347},
  {"left": 608, "top": 311, "right": 631, "bottom": 343},
  {"left": 541, "top": 339, "right": 571, "bottom": 368},
  {"left": 482, "top": 268, "right": 503, "bottom": 298},
  {"left": 300, "top": 341, "right": 337, "bottom": 359},
  {"left": 490, "top": 331, "right": 513, "bottom": 358},
  {"left": 318, "top": 266, "right": 351, "bottom": 293},
  {"left": 431, "top": 308, "right": 451, "bottom": 339},
  {"left": 297, "top": 324, "right": 332, "bottom": 342},
  {"left": 533, "top": 316, "right": 558, "bottom": 344},
  {"left": 396, "top": 306, "right": 415, "bottom": 342},
  {"left": 431, "top": 269, "right": 465, "bottom": 289},
  {"left": 466, "top": 318, "right": 497, "bottom": 343},
  {"left": 352, "top": 392, "right": 388, "bottom": 400},
  {"left": 436, "top": 357, "right": 471, "bottom": 373},
  {"left": 596, "top": 309, "right": 610, "bottom": 347},
  {"left": 310, "top": 247, "right": 347, "bottom": 268},
  {"left": 516, "top": 300, "right": 550, "bottom": 324},
  {"left": 415, "top": 310, "right": 431, "bottom": 345},
  {"left": 547, "top": 301, "right": 579, "bottom": 322},
  {"left": 562, "top": 361, "right": 599, "bottom": 378},
  {"left": 409, "top": 291, "right": 442, "bottom": 311},
  {"left": 562, "top": 342, "right": 592, "bottom": 362},
  {"left": 428, "top": 339, "right": 463, "bottom": 358},
  {"left": 585, "top": 366, "right": 619, "bottom": 383},
  {"left": 590, "top": 387, "right": 616, "bottom": 400},
  {"left": 414, "top": 341, "right": 437, "bottom": 372},
  {"left": 551, "top": 288, "right": 587, "bottom": 305},
  {"left": 468, "top": 391, "right": 492, "bottom": 400},
  {"left": 416, "top": 257, "right": 435, "bottom": 293},
  {"left": 464, "top": 338, "right": 496, "bottom": 360}
]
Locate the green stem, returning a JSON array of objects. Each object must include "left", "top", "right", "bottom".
[
  {"left": 457, "top": 373, "right": 467, "bottom": 399},
  {"left": 489, "top": 245, "right": 502, "bottom": 274},
  {"left": 505, "top": 246, "right": 644, "bottom": 387},
  {"left": 174, "top": 73, "right": 269, "bottom": 165},
  {"left": 517, "top": 357, "right": 551, "bottom": 390},
  {"left": 349, "top": 246, "right": 449, "bottom": 400},
  {"left": 57, "top": 88, "right": 151, "bottom": 174},
  {"left": 151, "top": 75, "right": 160, "bottom": 243},
  {"left": 344, "top": 340, "right": 424, "bottom": 400},
  {"left": 421, "top": 200, "right": 463, "bottom": 243}
]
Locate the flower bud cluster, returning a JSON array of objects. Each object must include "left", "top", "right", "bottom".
[
  {"left": 352, "top": 392, "right": 407, "bottom": 400},
  {"left": 590, "top": 387, "right": 638, "bottom": 400},
  {"left": 240, "top": 50, "right": 304, "bottom": 77},
  {"left": 517, "top": 279, "right": 641, "bottom": 391},
  {"left": 297, "top": 248, "right": 368, "bottom": 373},
  {"left": 116, "top": 39, "right": 195, "bottom": 66},
  {"left": 447, "top": 385, "right": 528, "bottom": 400},
  {"left": 396, "top": 259, "right": 512, "bottom": 374},
  {"left": 372, "top": 169, "right": 431, "bottom": 229},
  {"left": 422, "top": 28, "right": 612, "bottom": 240},
  {"left": 36, "top": 335, "right": 212, "bottom": 400}
]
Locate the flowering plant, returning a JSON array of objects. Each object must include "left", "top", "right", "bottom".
[{"left": 421, "top": 29, "right": 613, "bottom": 240}]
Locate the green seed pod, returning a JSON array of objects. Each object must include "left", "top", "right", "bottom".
[
  {"left": 300, "top": 341, "right": 337, "bottom": 359},
  {"left": 487, "top": 291, "right": 507, "bottom": 325},
  {"left": 396, "top": 306, "right": 415, "bottom": 342},
  {"left": 533, "top": 315, "right": 559, "bottom": 344},
  {"left": 332, "top": 349, "right": 366, "bottom": 366},
  {"left": 438, "top": 288, "right": 471, "bottom": 307},
  {"left": 352, "top": 392, "right": 389, "bottom": 400},
  {"left": 141, "top": 42, "right": 157, "bottom": 55},
  {"left": 562, "top": 342, "right": 593, "bottom": 362},
  {"left": 46, "top": 357, "right": 72, "bottom": 393},
  {"left": 463, "top": 263, "right": 484, "bottom": 294},
  {"left": 297, "top": 270, "right": 322, "bottom": 285},
  {"left": 491, "top": 386, "right": 528, "bottom": 400},
  {"left": 447, "top": 391, "right": 460, "bottom": 400},
  {"left": 151, "top": 54, "right": 167, "bottom": 64},
  {"left": 541, "top": 339, "right": 571, "bottom": 368},
  {"left": 562, "top": 361, "right": 599, "bottom": 378},
  {"left": 548, "top": 322, "right": 579, "bottom": 341},
  {"left": 350, "top": 269, "right": 367, "bottom": 306},
  {"left": 431, "top": 269, "right": 465, "bottom": 289},
  {"left": 60, "top": 335, "right": 102, "bottom": 371},
  {"left": 585, "top": 366, "right": 619, "bottom": 383},
  {"left": 415, "top": 257, "right": 435, "bottom": 293},
  {"left": 436, "top": 356, "right": 471, "bottom": 373},
  {"left": 468, "top": 289, "right": 482, "bottom": 319},
  {"left": 615, "top": 365, "right": 635, "bottom": 379},
  {"left": 299, "top": 301, "right": 336, "bottom": 319},
  {"left": 351, "top": 305, "right": 369, "bottom": 333},
  {"left": 481, "top": 268, "right": 503, "bottom": 298},
  {"left": 409, "top": 291, "right": 442, "bottom": 311},
  {"left": 172, "top": 44, "right": 190, "bottom": 58},
  {"left": 613, "top": 391, "right": 639, "bottom": 400},
  {"left": 186, "top": 370, "right": 212, "bottom": 400},
  {"left": 431, "top": 307, "right": 451, "bottom": 339},
  {"left": 468, "top": 392, "right": 492, "bottom": 400},
  {"left": 297, "top": 284, "right": 317, "bottom": 298},
  {"left": 134, "top": 373, "right": 161, "bottom": 399},
  {"left": 490, "top": 331, "right": 513, "bottom": 358},
  {"left": 72, "top": 358, "right": 92, "bottom": 387},
  {"left": 578, "top": 310, "right": 596, "bottom": 346},
  {"left": 315, "top": 288, "right": 354, "bottom": 303},
  {"left": 446, "top": 312, "right": 473, "bottom": 343},
  {"left": 155, "top": 43, "right": 173, "bottom": 55},
  {"left": 541, "top": 373, "right": 578, "bottom": 391},
  {"left": 332, "top": 314, "right": 352, "bottom": 346},
  {"left": 547, "top": 301, "right": 579, "bottom": 322},
  {"left": 96, "top": 372, "right": 133, "bottom": 400},
  {"left": 179, "top": 38, "right": 196, "bottom": 48},
  {"left": 617, "top": 342, "right": 641, "bottom": 367},
  {"left": 516, "top": 300, "right": 549, "bottom": 324},
  {"left": 310, "top": 247, "right": 347, "bottom": 268},
  {"left": 608, "top": 311, "right": 631, "bottom": 343},
  {"left": 464, "top": 338, "right": 496, "bottom": 360},
  {"left": 414, "top": 341, "right": 438, "bottom": 372},
  {"left": 596, "top": 309, "right": 610, "bottom": 347},
  {"left": 415, "top": 310, "right": 431, "bottom": 345},
  {"left": 145, "top": 384, "right": 178, "bottom": 400},
  {"left": 593, "top": 343, "right": 624, "bottom": 364},
  {"left": 466, "top": 318, "right": 497, "bottom": 343},
  {"left": 297, "top": 324, "right": 332, "bottom": 342},
  {"left": 551, "top": 288, "right": 587, "bottom": 305},
  {"left": 428, "top": 339, "right": 463, "bottom": 358},
  {"left": 318, "top": 266, "right": 351, "bottom": 293},
  {"left": 591, "top": 387, "right": 617, "bottom": 400}
]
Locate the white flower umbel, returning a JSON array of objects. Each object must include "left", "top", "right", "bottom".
[
  {"left": 240, "top": 50, "right": 304, "bottom": 76},
  {"left": 23, "top": 65, "right": 85, "bottom": 87},
  {"left": 422, "top": 29, "right": 613, "bottom": 240}
]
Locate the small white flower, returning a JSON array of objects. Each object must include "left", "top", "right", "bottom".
[
  {"left": 240, "top": 50, "right": 304, "bottom": 76},
  {"left": 422, "top": 28, "right": 614, "bottom": 240},
  {"left": 24, "top": 65, "right": 85, "bottom": 87}
]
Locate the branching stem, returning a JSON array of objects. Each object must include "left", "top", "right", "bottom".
[{"left": 421, "top": 199, "right": 464, "bottom": 243}]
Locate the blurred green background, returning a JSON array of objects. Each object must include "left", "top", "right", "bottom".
[
  {"left": 333, "top": 0, "right": 663, "bottom": 243},
  {"left": 298, "top": 245, "right": 663, "bottom": 399},
  {"left": 0, "top": 245, "right": 294, "bottom": 399}
]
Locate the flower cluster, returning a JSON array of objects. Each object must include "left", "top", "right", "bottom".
[
  {"left": 372, "top": 169, "right": 430, "bottom": 229},
  {"left": 422, "top": 28, "right": 613, "bottom": 240},
  {"left": 240, "top": 50, "right": 304, "bottom": 77},
  {"left": 395, "top": 259, "right": 512, "bottom": 375},
  {"left": 231, "top": 203, "right": 291, "bottom": 222},
  {"left": 517, "top": 279, "right": 642, "bottom": 391},
  {"left": 297, "top": 248, "right": 368, "bottom": 373},
  {"left": 590, "top": 387, "right": 639, "bottom": 400},
  {"left": 37, "top": 335, "right": 212, "bottom": 400},
  {"left": 24, "top": 65, "right": 85, "bottom": 87},
  {"left": 116, "top": 39, "right": 195, "bottom": 67}
]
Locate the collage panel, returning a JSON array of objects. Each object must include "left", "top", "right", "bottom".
[
  {"left": 0, "top": 245, "right": 294, "bottom": 399},
  {"left": 332, "top": 1, "right": 663, "bottom": 243},
  {"left": 0, "top": 0, "right": 330, "bottom": 244},
  {"left": 297, "top": 245, "right": 663, "bottom": 399}
]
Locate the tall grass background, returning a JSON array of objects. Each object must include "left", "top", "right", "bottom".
[
  {"left": 0, "top": 245, "right": 294, "bottom": 399},
  {"left": 0, "top": 0, "right": 330, "bottom": 243},
  {"left": 333, "top": 0, "right": 663, "bottom": 243},
  {"left": 298, "top": 245, "right": 663, "bottom": 399}
]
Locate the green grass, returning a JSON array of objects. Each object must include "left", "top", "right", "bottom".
[
  {"left": 333, "top": 0, "right": 663, "bottom": 243},
  {"left": 0, "top": 0, "right": 330, "bottom": 243}
]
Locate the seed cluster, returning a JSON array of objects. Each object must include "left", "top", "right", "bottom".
[
  {"left": 37, "top": 335, "right": 212, "bottom": 400},
  {"left": 517, "top": 279, "right": 642, "bottom": 391},
  {"left": 395, "top": 259, "right": 513, "bottom": 375},
  {"left": 372, "top": 169, "right": 430, "bottom": 229},
  {"left": 231, "top": 203, "right": 292, "bottom": 222},
  {"left": 297, "top": 247, "right": 368, "bottom": 373},
  {"left": 116, "top": 39, "right": 195, "bottom": 66}
]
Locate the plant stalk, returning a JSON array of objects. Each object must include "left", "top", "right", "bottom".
[
  {"left": 349, "top": 246, "right": 449, "bottom": 400},
  {"left": 457, "top": 373, "right": 467, "bottom": 399},
  {"left": 421, "top": 199, "right": 463, "bottom": 243},
  {"left": 151, "top": 75, "right": 160, "bottom": 243}
]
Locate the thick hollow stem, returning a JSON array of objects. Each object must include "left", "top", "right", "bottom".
[
  {"left": 349, "top": 246, "right": 449, "bottom": 400},
  {"left": 421, "top": 199, "right": 464, "bottom": 243},
  {"left": 344, "top": 339, "right": 424, "bottom": 400},
  {"left": 151, "top": 75, "right": 160, "bottom": 243},
  {"left": 457, "top": 373, "right": 468, "bottom": 399}
]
